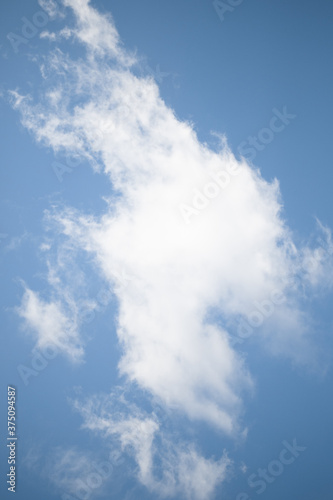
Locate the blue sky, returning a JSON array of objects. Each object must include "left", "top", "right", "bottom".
[{"left": 1, "top": 1, "right": 333, "bottom": 499}]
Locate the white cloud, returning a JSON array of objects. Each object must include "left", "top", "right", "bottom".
[
  {"left": 62, "top": 0, "right": 135, "bottom": 65},
  {"left": 299, "top": 219, "right": 333, "bottom": 289},
  {"left": 72, "top": 394, "right": 230, "bottom": 500},
  {"left": 17, "top": 287, "right": 84, "bottom": 362},
  {"left": 40, "top": 31, "right": 57, "bottom": 41},
  {"left": 11, "top": 0, "right": 333, "bottom": 466},
  {"left": 15, "top": 207, "right": 115, "bottom": 364}
]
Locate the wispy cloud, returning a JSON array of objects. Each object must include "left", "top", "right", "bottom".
[
  {"left": 23, "top": 441, "right": 116, "bottom": 500},
  {"left": 72, "top": 392, "right": 231, "bottom": 500},
  {"left": 17, "top": 286, "right": 84, "bottom": 362},
  {"left": 2, "top": 231, "right": 30, "bottom": 252},
  {"left": 15, "top": 217, "right": 101, "bottom": 363},
  {"left": 44, "top": 447, "right": 112, "bottom": 499}
]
